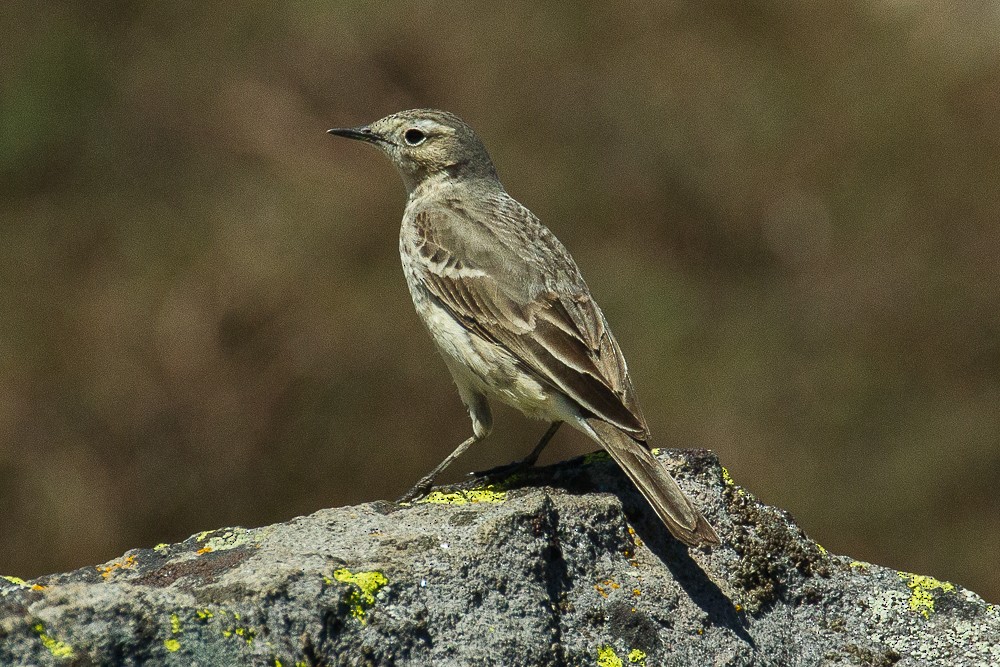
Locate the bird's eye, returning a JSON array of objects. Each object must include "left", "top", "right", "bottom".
[{"left": 404, "top": 129, "right": 426, "bottom": 146}]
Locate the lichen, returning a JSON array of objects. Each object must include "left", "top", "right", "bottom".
[
  {"left": 584, "top": 450, "right": 611, "bottom": 464},
  {"left": 96, "top": 555, "right": 136, "bottom": 579},
  {"left": 720, "top": 466, "right": 749, "bottom": 497},
  {"left": 416, "top": 486, "right": 506, "bottom": 504},
  {"left": 196, "top": 528, "right": 256, "bottom": 554},
  {"left": 898, "top": 572, "right": 955, "bottom": 619},
  {"left": 594, "top": 579, "right": 621, "bottom": 599},
  {"left": 596, "top": 645, "right": 623, "bottom": 667},
  {"left": 2, "top": 575, "right": 44, "bottom": 592},
  {"left": 33, "top": 623, "right": 75, "bottom": 659},
  {"left": 330, "top": 568, "right": 388, "bottom": 623},
  {"left": 163, "top": 638, "right": 181, "bottom": 652},
  {"left": 628, "top": 648, "right": 647, "bottom": 665},
  {"left": 186, "top": 607, "right": 256, "bottom": 645}
]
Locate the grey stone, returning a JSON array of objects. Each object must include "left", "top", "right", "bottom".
[{"left": 1, "top": 449, "right": 997, "bottom": 666}]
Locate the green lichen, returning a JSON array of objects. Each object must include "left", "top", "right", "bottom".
[
  {"left": 417, "top": 486, "right": 506, "bottom": 504},
  {"left": 597, "top": 645, "right": 623, "bottom": 667},
  {"left": 224, "top": 625, "right": 255, "bottom": 644},
  {"left": 161, "top": 610, "right": 183, "bottom": 652},
  {"left": 898, "top": 572, "right": 955, "bottom": 619},
  {"left": 331, "top": 568, "right": 388, "bottom": 623},
  {"left": 720, "top": 466, "right": 750, "bottom": 497},
  {"left": 3, "top": 575, "right": 44, "bottom": 593},
  {"left": 33, "top": 623, "right": 75, "bottom": 659},
  {"left": 584, "top": 450, "right": 611, "bottom": 464},
  {"left": 628, "top": 648, "right": 647, "bottom": 665},
  {"left": 196, "top": 528, "right": 256, "bottom": 554},
  {"left": 188, "top": 607, "right": 256, "bottom": 645}
]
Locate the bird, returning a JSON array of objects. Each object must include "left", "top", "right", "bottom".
[{"left": 328, "top": 109, "right": 719, "bottom": 547}]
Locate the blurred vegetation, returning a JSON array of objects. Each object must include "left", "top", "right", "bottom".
[{"left": 1, "top": 1, "right": 998, "bottom": 600}]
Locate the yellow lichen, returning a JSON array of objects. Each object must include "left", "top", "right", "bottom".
[
  {"left": 190, "top": 606, "right": 254, "bottom": 644},
  {"left": 627, "top": 526, "right": 644, "bottom": 549},
  {"left": 33, "top": 623, "right": 75, "bottom": 659},
  {"left": 417, "top": 487, "right": 506, "bottom": 504},
  {"left": 628, "top": 648, "right": 648, "bottom": 665},
  {"left": 96, "top": 555, "right": 136, "bottom": 579},
  {"left": 596, "top": 645, "right": 623, "bottom": 667},
  {"left": 331, "top": 568, "right": 389, "bottom": 623},
  {"left": 170, "top": 613, "right": 182, "bottom": 634},
  {"left": 1, "top": 575, "right": 44, "bottom": 592},
  {"left": 849, "top": 560, "right": 869, "bottom": 570},
  {"left": 898, "top": 572, "right": 955, "bottom": 619},
  {"left": 720, "top": 467, "right": 749, "bottom": 496},
  {"left": 816, "top": 543, "right": 828, "bottom": 556},
  {"left": 163, "top": 638, "right": 181, "bottom": 652},
  {"left": 594, "top": 579, "right": 621, "bottom": 599}
]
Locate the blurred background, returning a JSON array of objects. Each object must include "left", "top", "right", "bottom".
[{"left": 2, "top": 0, "right": 998, "bottom": 601}]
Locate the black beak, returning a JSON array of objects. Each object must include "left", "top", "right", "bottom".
[{"left": 327, "top": 126, "right": 383, "bottom": 144}]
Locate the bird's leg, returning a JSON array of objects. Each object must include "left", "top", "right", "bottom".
[
  {"left": 472, "top": 421, "right": 563, "bottom": 480},
  {"left": 399, "top": 385, "right": 494, "bottom": 502},
  {"left": 520, "top": 421, "right": 563, "bottom": 466},
  {"left": 397, "top": 433, "right": 486, "bottom": 503}
]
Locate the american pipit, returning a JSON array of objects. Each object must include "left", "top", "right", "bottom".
[{"left": 328, "top": 109, "right": 719, "bottom": 546}]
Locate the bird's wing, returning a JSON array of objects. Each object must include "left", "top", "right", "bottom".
[{"left": 410, "top": 203, "right": 649, "bottom": 439}]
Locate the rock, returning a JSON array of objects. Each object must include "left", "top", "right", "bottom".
[{"left": 1, "top": 449, "right": 997, "bottom": 666}]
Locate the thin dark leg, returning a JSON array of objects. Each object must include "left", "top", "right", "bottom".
[
  {"left": 522, "top": 421, "right": 562, "bottom": 466},
  {"left": 397, "top": 433, "right": 484, "bottom": 503},
  {"left": 472, "top": 421, "right": 563, "bottom": 479}
]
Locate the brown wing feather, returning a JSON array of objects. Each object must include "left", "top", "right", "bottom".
[{"left": 412, "top": 206, "right": 648, "bottom": 438}]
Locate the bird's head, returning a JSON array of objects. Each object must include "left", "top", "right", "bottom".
[{"left": 328, "top": 109, "right": 498, "bottom": 193}]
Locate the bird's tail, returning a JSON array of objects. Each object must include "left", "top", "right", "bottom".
[{"left": 584, "top": 418, "right": 720, "bottom": 547}]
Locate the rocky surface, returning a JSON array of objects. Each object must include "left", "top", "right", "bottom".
[{"left": 1, "top": 448, "right": 997, "bottom": 666}]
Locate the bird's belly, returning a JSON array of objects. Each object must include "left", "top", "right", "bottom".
[{"left": 414, "top": 293, "right": 576, "bottom": 423}]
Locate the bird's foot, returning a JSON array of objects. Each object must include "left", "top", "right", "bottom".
[
  {"left": 470, "top": 456, "right": 537, "bottom": 482},
  {"left": 396, "top": 477, "right": 435, "bottom": 504}
]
